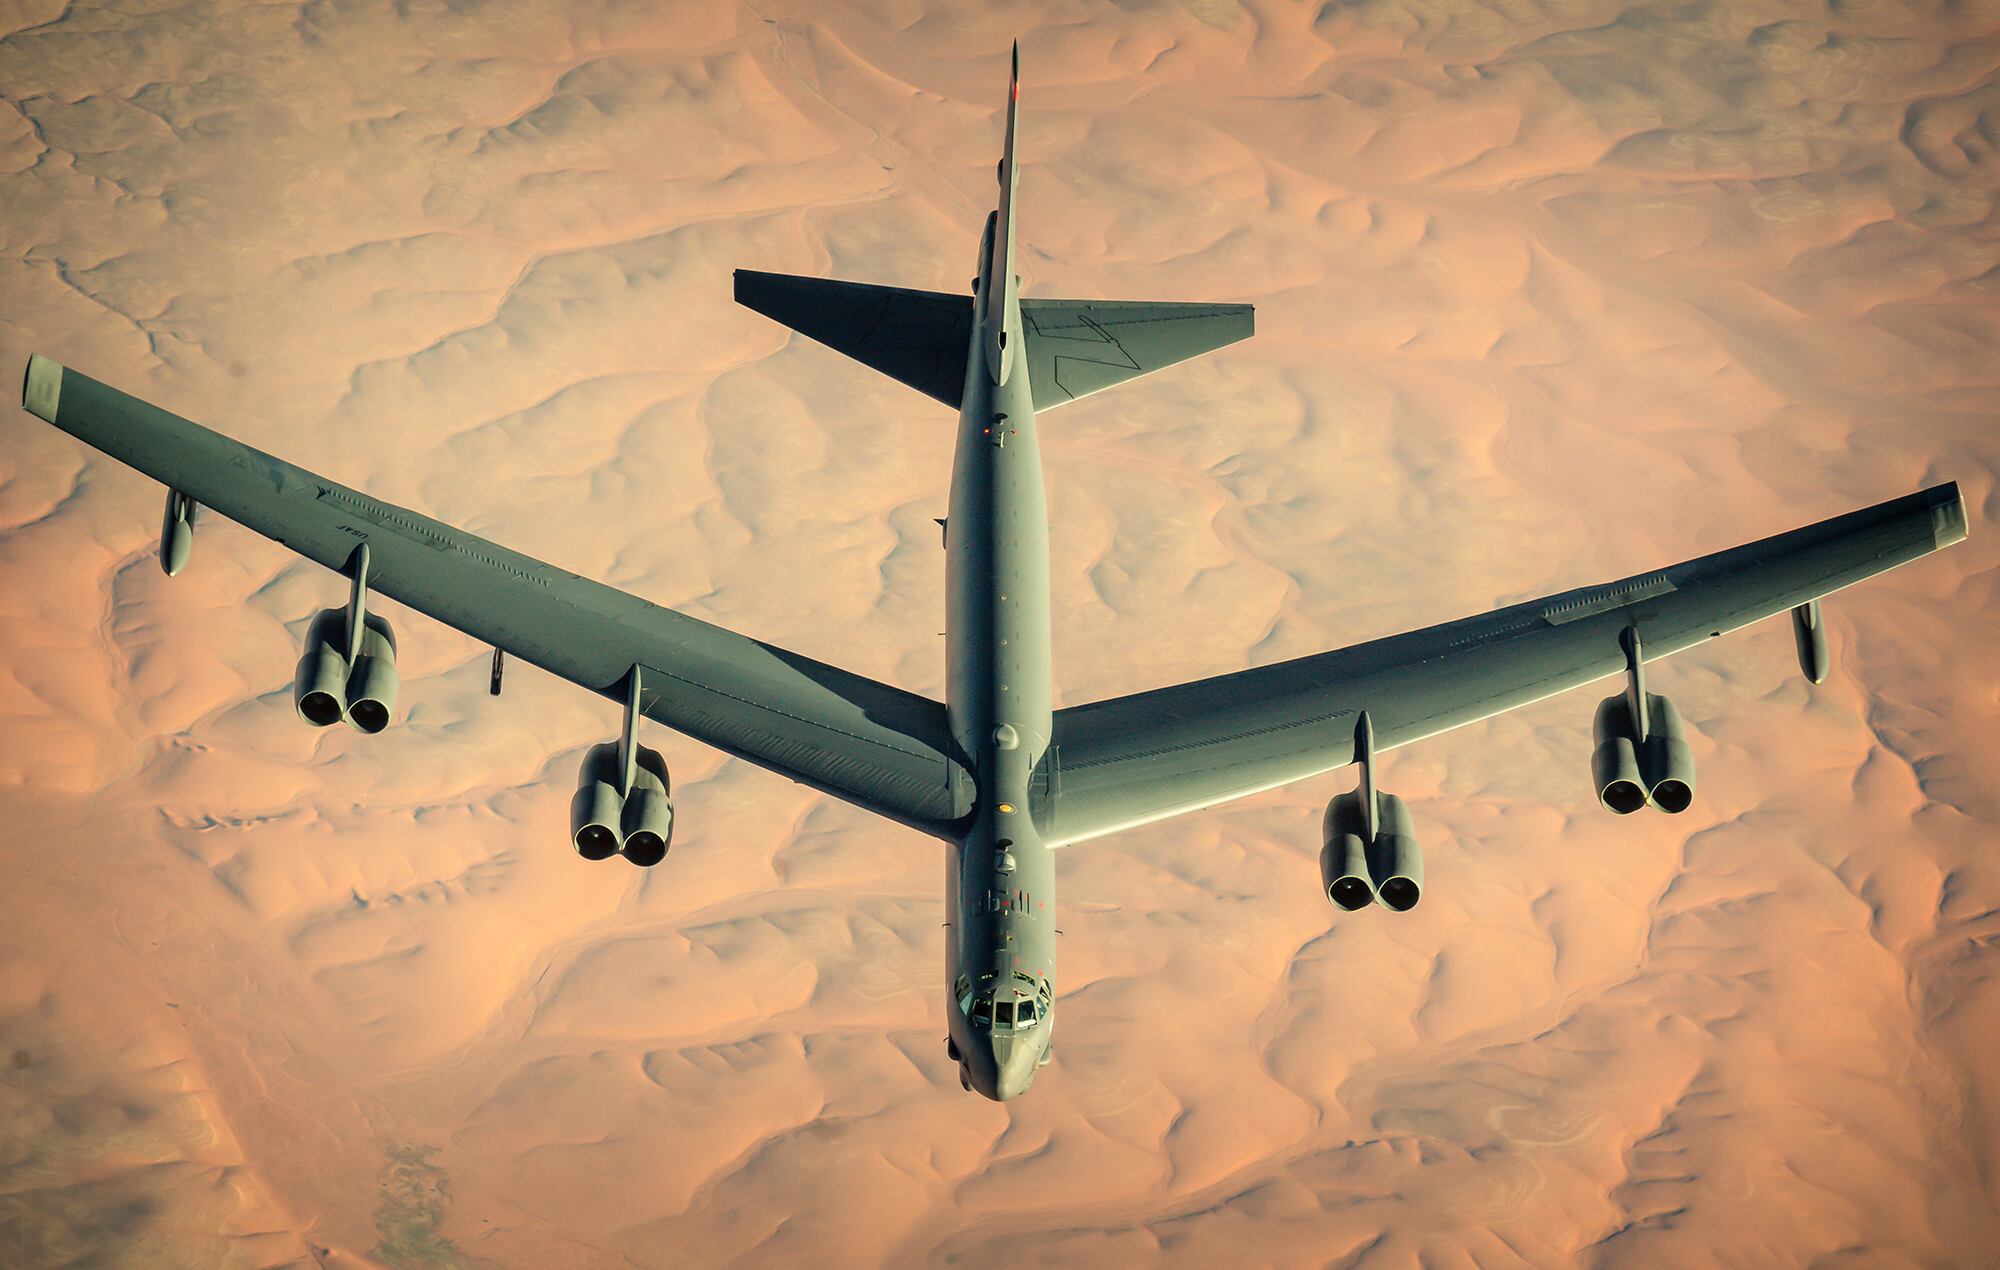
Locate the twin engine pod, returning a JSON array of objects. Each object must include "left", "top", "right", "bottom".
[
  {"left": 1591, "top": 691, "right": 1695, "bottom": 814},
  {"left": 570, "top": 741, "right": 674, "bottom": 867},
  {"left": 1320, "top": 788, "right": 1424, "bottom": 913},
  {"left": 292, "top": 607, "right": 399, "bottom": 733}
]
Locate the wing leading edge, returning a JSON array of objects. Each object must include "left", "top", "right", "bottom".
[
  {"left": 22, "top": 356, "right": 973, "bottom": 837},
  {"left": 1044, "top": 484, "right": 1968, "bottom": 847}
]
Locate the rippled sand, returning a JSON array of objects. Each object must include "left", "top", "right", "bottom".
[{"left": 1, "top": 1, "right": 1995, "bottom": 1265}]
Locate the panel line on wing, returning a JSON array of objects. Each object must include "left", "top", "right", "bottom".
[{"left": 1542, "top": 573, "right": 1676, "bottom": 625}]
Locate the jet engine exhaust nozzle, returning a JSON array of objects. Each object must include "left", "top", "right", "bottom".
[
  {"left": 1642, "top": 695, "right": 1696, "bottom": 814},
  {"left": 1592, "top": 692, "right": 1697, "bottom": 814},
  {"left": 1321, "top": 790, "right": 1425, "bottom": 912},
  {"left": 570, "top": 742, "right": 674, "bottom": 865},
  {"left": 1367, "top": 793, "right": 1423, "bottom": 912},
  {"left": 292, "top": 608, "right": 398, "bottom": 731}
]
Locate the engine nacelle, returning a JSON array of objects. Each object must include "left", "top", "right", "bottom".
[
  {"left": 1591, "top": 695, "right": 1646, "bottom": 815},
  {"left": 344, "top": 614, "right": 398, "bottom": 734},
  {"left": 1641, "top": 695, "right": 1695, "bottom": 814},
  {"left": 570, "top": 742, "right": 625, "bottom": 860},
  {"left": 1320, "top": 821, "right": 1372, "bottom": 911},
  {"left": 292, "top": 608, "right": 398, "bottom": 731},
  {"left": 1321, "top": 790, "right": 1425, "bottom": 911},
  {"left": 620, "top": 747, "right": 674, "bottom": 868},
  {"left": 570, "top": 742, "right": 674, "bottom": 865},
  {"left": 1592, "top": 691, "right": 1696, "bottom": 814},
  {"left": 294, "top": 608, "right": 350, "bottom": 728},
  {"left": 1367, "top": 793, "right": 1423, "bottom": 911}
]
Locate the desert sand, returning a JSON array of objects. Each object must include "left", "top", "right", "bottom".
[{"left": 1, "top": 0, "right": 1995, "bottom": 1265}]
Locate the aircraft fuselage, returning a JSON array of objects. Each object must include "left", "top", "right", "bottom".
[{"left": 943, "top": 206, "right": 1056, "bottom": 1100}]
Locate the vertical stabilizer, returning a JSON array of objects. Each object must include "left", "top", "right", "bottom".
[{"left": 984, "top": 42, "right": 1021, "bottom": 386}]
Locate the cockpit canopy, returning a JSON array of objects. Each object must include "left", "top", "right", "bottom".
[{"left": 958, "top": 971, "right": 1051, "bottom": 1032}]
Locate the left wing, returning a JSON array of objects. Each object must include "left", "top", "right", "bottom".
[
  {"left": 1042, "top": 483, "right": 1967, "bottom": 846},
  {"left": 733, "top": 271, "right": 973, "bottom": 409},
  {"left": 21, "top": 356, "right": 973, "bottom": 837}
]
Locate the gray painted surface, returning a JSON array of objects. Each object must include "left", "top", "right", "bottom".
[
  {"left": 16, "top": 47, "right": 1969, "bottom": 1102},
  {"left": 1046, "top": 482, "right": 1966, "bottom": 847}
]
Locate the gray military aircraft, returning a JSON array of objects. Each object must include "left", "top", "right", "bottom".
[{"left": 18, "top": 46, "right": 1968, "bottom": 1100}]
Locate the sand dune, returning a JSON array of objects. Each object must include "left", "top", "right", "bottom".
[{"left": 1, "top": 1, "right": 1995, "bottom": 1265}]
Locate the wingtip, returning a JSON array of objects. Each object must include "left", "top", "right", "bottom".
[
  {"left": 22, "top": 354, "right": 61, "bottom": 422},
  {"left": 1011, "top": 41, "right": 1020, "bottom": 98},
  {"left": 1928, "top": 480, "right": 1968, "bottom": 548}
]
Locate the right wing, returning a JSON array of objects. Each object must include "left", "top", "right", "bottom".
[
  {"left": 1020, "top": 298, "right": 1254, "bottom": 412},
  {"left": 22, "top": 356, "right": 973, "bottom": 837},
  {"left": 1043, "top": 483, "right": 1968, "bottom": 846}
]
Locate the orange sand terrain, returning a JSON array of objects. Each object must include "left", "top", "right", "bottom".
[{"left": 1, "top": 1, "right": 1995, "bottom": 1265}]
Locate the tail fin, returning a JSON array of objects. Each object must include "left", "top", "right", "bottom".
[
  {"left": 735, "top": 46, "right": 1255, "bottom": 414},
  {"left": 984, "top": 41, "right": 1022, "bottom": 385}
]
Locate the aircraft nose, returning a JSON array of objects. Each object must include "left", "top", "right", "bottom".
[{"left": 983, "top": 1036, "right": 1041, "bottom": 1101}]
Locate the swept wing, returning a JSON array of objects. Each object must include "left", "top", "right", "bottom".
[
  {"left": 1043, "top": 484, "right": 1968, "bottom": 846},
  {"left": 22, "top": 356, "right": 972, "bottom": 837}
]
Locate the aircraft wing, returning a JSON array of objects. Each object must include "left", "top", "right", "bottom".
[
  {"left": 1041, "top": 483, "right": 1968, "bottom": 846},
  {"left": 1021, "top": 299, "right": 1254, "bottom": 412},
  {"left": 20, "top": 356, "right": 973, "bottom": 837}
]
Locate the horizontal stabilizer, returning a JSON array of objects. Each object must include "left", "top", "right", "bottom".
[
  {"left": 734, "top": 270, "right": 972, "bottom": 408},
  {"left": 1022, "top": 299, "right": 1253, "bottom": 412}
]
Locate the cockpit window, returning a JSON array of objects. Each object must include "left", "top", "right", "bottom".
[
  {"left": 971, "top": 995, "right": 993, "bottom": 1026},
  {"left": 1018, "top": 999, "right": 1038, "bottom": 1026},
  {"left": 994, "top": 1000, "right": 1015, "bottom": 1028}
]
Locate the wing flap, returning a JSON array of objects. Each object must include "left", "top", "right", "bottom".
[
  {"left": 24, "top": 356, "right": 972, "bottom": 835},
  {"left": 1046, "top": 484, "right": 1967, "bottom": 846},
  {"left": 1021, "top": 299, "right": 1253, "bottom": 412}
]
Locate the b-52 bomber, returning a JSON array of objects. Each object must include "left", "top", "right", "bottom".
[{"left": 18, "top": 47, "right": 1967, "bottom": 1100}]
